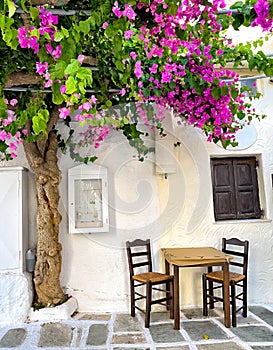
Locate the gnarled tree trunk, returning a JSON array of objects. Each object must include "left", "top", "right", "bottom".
[{"left": 23, "top": 112, "right": 65, "bottom": 307}]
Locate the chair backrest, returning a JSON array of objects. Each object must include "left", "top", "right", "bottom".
[
  {"left": 126, "top": 239, "right": 153, "bottom": 277},
  {"left": 222, "top": 238, "right": 249, "bottom": 277}
]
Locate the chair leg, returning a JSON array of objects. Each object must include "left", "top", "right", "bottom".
[
  {"left": 130, "top": 281, "right": 135, "bottom": 317},
  {"left": 242, "top": 280, "right": 247, "bottom": 317},
  {"left": 170, "top": 280, "right": 174, "bottom": 320},
  {"left": 231, "top": 283, "right": 237, "bottom": 327},
  {"left": 208, "top": 280, "right": 215, "bottom": 309},
  {"left": 145, "top": 281, "right": 152, "bottom": 328},
  {"left": 202, "top": 274, "right": 208, "bottom": 316},
  {"left": 166, "top": 281, "right": 170, "bottom": 311}
]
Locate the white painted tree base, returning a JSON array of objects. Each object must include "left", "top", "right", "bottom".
[{"left": 28, "top": 297, "right": 78, "bottom": 322}]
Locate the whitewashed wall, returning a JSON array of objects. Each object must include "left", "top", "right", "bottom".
[{"left": 1, "top": 78, "right": 273, "bottom": 319}]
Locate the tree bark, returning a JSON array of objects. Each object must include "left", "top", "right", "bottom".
[
  {"left": 23, "top": 124, "right": 65, "bottom": 306},
  {"left": 31, "top": 0, "right": 71, "bottom": 5}
]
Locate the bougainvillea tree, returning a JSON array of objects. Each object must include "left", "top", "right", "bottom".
[{"left": 0, "top": 0, "right": 273, "bottom": 307}]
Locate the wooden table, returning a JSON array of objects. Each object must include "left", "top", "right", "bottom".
[{"left": 162, "top": 247, "right": 232, "bottom": 330}]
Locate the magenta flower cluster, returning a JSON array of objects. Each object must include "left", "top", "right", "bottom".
[
  {"left": 0, "top": 99, "right": 26, "bottom": 159},
  {"left": 251, "top": 0, "right": 273, "bottom": 31},
  {"left": 18, "top": 6, "right": 61, "bottom": 58},
  {"left": 112, "top": 0, "right": 251, "bottom": 143},
  {"left": 7, "top": 0, "right": 270, "bottom": 158}
]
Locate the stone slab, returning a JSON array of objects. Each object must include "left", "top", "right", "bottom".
[
  {"left": 86, "top": 324, "right": 108, "bottom": 346},
  {"left": 114, "top": 314, "right": 143, "bottom": 332},
  {"left": 250, "top": 306, "right": 273, "bottom": 326},
  {"left": 38, "top": 323, "right": 73, "bottom": 347},
  {"left": 112, "top": 333, "right": 147, "bottom": 344},
  {"left": 78, "top": 313, "right": 111, "bottom": 321},
  {"left": 149, "top": 323, "right": 185, "bottom": 343},
  {"left": 182, "top": 308, "right": 220, "bottom": 320},
  {"left": 182, "top": 320, "right": 229, "bottom": 341},
  {"left": 232, "top": 325, "right": 273, "bottom": 342},
  {"left": 197, "top": 341, "right": 246, "bottom": 350},
  {"left": 0, "top": 328, "right": 27, "bottom": 348}
]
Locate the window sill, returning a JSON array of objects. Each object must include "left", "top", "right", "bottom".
[{"left": 213, "top": 218, "right": 272, "bottom": 224}]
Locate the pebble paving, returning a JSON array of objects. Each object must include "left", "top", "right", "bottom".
[{"left": 0, "top": 305, "right": 273, "bottom": 349}]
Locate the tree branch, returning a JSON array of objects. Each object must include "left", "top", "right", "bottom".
[{"left": 5, "top": 72, "right": 42, "bottom": 89}]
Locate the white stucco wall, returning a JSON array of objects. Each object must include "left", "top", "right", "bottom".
[{"left": 1, "top": 78, "right": 273, "bottom": 318}]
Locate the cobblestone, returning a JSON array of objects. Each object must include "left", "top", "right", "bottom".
[{"left": 0, "top": 305, "right": 273, "bottom": 349}]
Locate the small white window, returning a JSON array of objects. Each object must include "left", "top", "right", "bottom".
[{"left": 68, "top": 164, "right": 109, "bottom": 233}]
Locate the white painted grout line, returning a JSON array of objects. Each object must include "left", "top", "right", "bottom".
[{"left": 106, "top": 312, "right": 115, "bottom": 349}]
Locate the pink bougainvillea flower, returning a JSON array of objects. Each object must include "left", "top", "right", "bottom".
[
  {"left": 10, "top": 99, "right": 18, "bottom": 106},
  {"left": 36, "top": 62, "right": 48, "bottom": 75},
  {"left": 134, "top": 60, "right": 143, "bottom": 79},
  {"left": 9, "top": 143, "right": 17, "bottom": 151},
  {"left": 123, "top": 4, "right": 137, "bottom": 21},
  {"left": 120, "top": 88, "right": 126, "bottom": 96},
  {"left": 90, "top": 95, "right": 97, "bottom": 104},
  {"left": 130, "top": 51, "right": 137, "bottom": 60},
  {"left": 124, "top": 30, "right": 134, "bottom": 39},
  {"left": 60, "top": 85, "right": 66, "bottom": 94},
  {"left": 77, "top": 54, "right": 85, "bottom": 64},
  {"left": 79, "top": 102, "right": 92, "bottom": 111},
  {"left": 102, "top": 22, "right": 109, "bottom": 29},
  {"left": 112, "top": 2, "right": 123, "bottom": 18},
  {"left": 52, "top": 45, "right": 62, "bottom": 59},
  {"left": 149, "top": 63, "right": 158, "bottom": 74},
  {"left": 75, "top": 114, "right": 85, "bottom": 122},
  {"left": 59, "top": 107, "right": 71, "bottom": 119}
]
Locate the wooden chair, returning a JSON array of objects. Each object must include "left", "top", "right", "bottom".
[
  {"left": 126, "top": 239, "right": 174, "bottom": 328},
  {"left": 202, "top": 238, "right": 249, "bottom": 327}
]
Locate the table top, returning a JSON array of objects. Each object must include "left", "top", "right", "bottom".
[{"left": 162, "top": 247, "right": 232, "bottom": 267}]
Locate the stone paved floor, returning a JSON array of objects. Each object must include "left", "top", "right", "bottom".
[{"left": 1, "top": 305, "right": 273, "bottom": 349}]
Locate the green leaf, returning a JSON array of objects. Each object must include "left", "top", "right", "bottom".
[
  {"left": 105, "top": 24, "right": 118, "bottom": 37},
  {"left": 61, "top": 26, "right": 69, "bottom": 38},
  {"left": 52, "top": 83, "right": 64, "bottom": 105},
  {"left": 211, "top": 87, "right": 221, "bottom": 100},
  {"left": 105, "top": 100, "right": 112, "bottom": 107},
  {"left": 54, "top": 31, "right": 64, "bottom": 42},
  {"left": 76, "top": 67, "right": 93, "bottom": 85},
  {"left": 230, "top": 85, "right": 238, "bottom": 99},
  {"left": 169, "top": 81, "right": 176, "bottom": 89},
  {"left": 60, "top": 38, "right": 76, "bottom": 63},
  {"left": 20, "top": 0, "right": 28, "bottom": 12},
  {"left": 65, "top": 76, "right": 77, "bottom": 94},
  {"left": 29, "top": 7, "right": 39, "bottom": 21},
  {"left": 221, "top": 84, "right": 228, "bottom": 96},
  {"left": 64, "top": 59, "right": 80, "bottom": 75},
  {"left": 32, "top": 110, "right": 49, "bottom": 135},
  {"left": 78, "top": 81, "right": 86, "bottom": 94},
  {"left": 52, "top": 61, "right": 67, "bottom": 80},
  {"left": 79, "top": 19, "right": 90, "bottom": 35},
  {"left": 113, "top": 59, "right": 124, "bottom": 71},
  {"left": 7, "top": 0, "right": 16, "bottom": 17}
]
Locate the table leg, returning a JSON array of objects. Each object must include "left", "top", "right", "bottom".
[
  {"left": 173, "top": 265, "right": 180, "bottom": 330},
  {"left": 165, "top": 259, "right": 170, "bottom": 275},
  {"left": 165, "top": 259, "right": 171, "bottom": 311},
  {"left": 223, "top": 262, "right": 231, "bottom": 328}
]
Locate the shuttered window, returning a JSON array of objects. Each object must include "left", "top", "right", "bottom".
[{"left": 211, "top": 157, "right": 262, "bottom": 221}]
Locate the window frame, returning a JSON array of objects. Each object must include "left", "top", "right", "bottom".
[{"left": 211, "top": 157, "right": 262, "bottom": 221}]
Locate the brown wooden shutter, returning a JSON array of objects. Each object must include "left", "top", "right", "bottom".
[
  {"left": 233, "top": 157, "right": 261, "bottom": 219},
  {"left": 211, "top": 157, "right": 261, "bottom": 221},
  {"left": 211, "top": 158, "right": 236, "bottom": 220}
]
